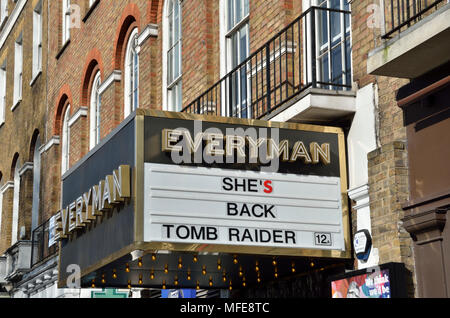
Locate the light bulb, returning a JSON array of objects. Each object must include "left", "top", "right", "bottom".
[
  {"left": 255, "top": 261, "right": 260, "bottom": 272},
  {"left": 162, "top": 281, "right": 166, "bottom": 290},
  {"left": 164, "top": 264, "right": 169, "bottom": 274},
  {"left": 91, "top": 280, "right": 95, "bottom": 288},
  {"left": 151, "top": 253, "right": 156, "bottom": 261},
  {"left": 138, "top": 258, "right": 143, "bottom": 267},
  {"left": 125, "top": 263, "right": 130, "bottom": 273},
  {"left": 217, "top": 260, "right": 222, "bottom": 270},
  {"left": 112, "top": 270, "right": 117, "bottom": 279},
  {"left": 138, "top": 275, "right": 143, "bottom": 285},
  {"left": 178, "top": 257, "right": 183, "bottom": 269},
  {"left": 101, "top": 275, "right": 106, "bottom": 284},
  {"left": 174, "top": 276, "right": 179, "bottom": 286},
  {"left": 127, "top": 280, "right": 131, "bottom": 289},
  {"left": 202, "top": 266, "right": 207, "bottom": 275},
  {"left": 187, "top": 271, "right": 191, "bottom": 281},
  {"left": 291, "top": 262, "right": 296, "bottom": 273},
  {"left": 193, "top": 255, "right": 198, "bottom": 263},
  {"left": 238, "top": 266, "right": 243, "bottom": 277},
  {"left": 150, "top": 269, "right": 155, "bottom": 280},
  {"left": 196, "top": 281, "right": 200, "bottom": 290},
  {"left": 272, "top": 258, "right": 277, "bottom": 266},
  {"left": 233, "top": 255, "right": 238, "bottom": 264},
  {"left": 209, "top": 277, "right": 213, "bottom": 287}
]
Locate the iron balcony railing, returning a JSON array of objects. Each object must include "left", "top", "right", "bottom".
[
  {"left": 181, "top": 6, "right": 352, "bottom": 119},
  {"left": 31, "top": 217, "right": 58, "bottom": 268},
  {"left": 383, "top": 0, "right": 447, "bottom": 39}
]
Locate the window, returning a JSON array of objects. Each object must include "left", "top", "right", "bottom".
[
  {"left": 13, "top": 34, "right": 22, "bottom": 108},
  {"left": 62, "top": 0, "right": 71, "bottom": 44},
  {"left": 0, "top": 62, "right": 5, "bottom": 126},
  {"left": 89, "top": 71, "right": 101, "bottom": 150},
  {"left": 166, "top": 0, "right": 182, "bottom": 111},
  {"left": 226, "top": 0, "right": 249, "bottom": 118},
  {"left": 31, "top": 136, "right": 41, "bottom": 231},
  {"left": 32, "top": 1, "right": 43, "bottom": 80},
  {"left": 12, "top": 158, "right": 21, "bottom": 246},
  {"left": 316, "top": 0, "right": 351, "bottom": 89},
  {"left": 61, "top": 106, "right": 70, "bottom": 175},
  {"left": 0, "top": 0, "right": 7, "bottom": 25},
  {"left": 124, "top": 28, "right": 139, "bottom": 118}
]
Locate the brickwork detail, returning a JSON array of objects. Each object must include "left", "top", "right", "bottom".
[{"left": 368, "top": 141, "right": 416, "bottom": 296}]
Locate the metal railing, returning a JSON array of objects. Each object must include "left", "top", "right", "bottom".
[
  {"left": 383, "top": 0, "right": 447, "bottom": 39},
  {"left": 31, "top": 217, "right": 58, "bottom": 268},
  {"left": 181, "top": 6, "right": 352, "bottom": 119}
]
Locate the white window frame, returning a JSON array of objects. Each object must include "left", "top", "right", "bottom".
[
  {"left": 12, "top": 158, "right": 21, "bottom": 246},
  {"left": 0, "top": 61, "right": 6, "bottom": 127},
  {"left": 162, "top": 0, "right": 182, "bottom": 112},
  {"left": 31, "top": 136, "right": 41, "bottom": 232},
  {"left": 124, "top": 28, "right": 139, "bottom": 118},
  {"left": 62, "top": 0, "right": 71, "bottom": 45},
  {"left": 304, "top": 0, "right": 352, "bottom": 89},
  {"left": 89, "top": 71, "right": 101, "bottom": 150},
  {"left": 0, "top": 0, "right": 8, "bottom": 26},
  {"left": 220, "top": 0, "right": 250, "bottom": 118},
  {"left": 61, "top": 106, "right": 70, "bottom": 175},
  {"left": 12, "top": 34, "right": 22, "bottom": 109},
  {"left": 32, "top": 1, "right": 43, "bottom": 82}
]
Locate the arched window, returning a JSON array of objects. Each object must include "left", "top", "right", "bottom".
[
  {"left": 89, "top": 71, "right": 101, "bottom": 150},
  {"left": 61, "top": 106, "right": 71, "bottom": 175},
  {"left": 164, "top": 0, "right": 182, "bottom": 111},
  {"left": 12, "top": 157, "right": 21, "bottom": 246},
  {"left": 124, "top": 28, "right": 139, "bottom": 118},
  {"left": 31, "top": 135, "right": 41, "bottom": 231}
]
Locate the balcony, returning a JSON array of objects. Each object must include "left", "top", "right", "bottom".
[
  {"left": 368, "top": 0, "right": 450, "bottom": 78},
  {"left": 182, "top": 6, "right": 355, "bottom": 123},
  {"left": 31, "top": 217, "right": 58, "bottom": 268},
  {"left": 3, "top": 241, "right": 32, "bottom": 282}
]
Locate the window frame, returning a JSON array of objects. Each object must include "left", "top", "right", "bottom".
[
  {"left": 61, "top": 105, "right": 71, "bottom": 175},
  {"left": 62, "top": 0, "right": 71, "bottom": 45},
  {"left": 12, "top": 34, "right": 23, "bottom": 109},
  {"left": 31, "top": 135, "right": 41, "bottom": 232},
  {"left": 224, "top": 0, "right": 250, "bottom": 118},
  {"left": 165, "top": 0, "right": 182, "bottom": 112},
  {"left": 124, "top": 27, "right": 139, "bottom": 118},
  {"left": 32, "top": 0, "right": 43, "bottom": 82},
  {"left": 89, "top": 71, "right": 101, "bottom": 150},
  {"left": 11, "top": 158, "right": 21, "bottom": 246},
  {"left": 313, "top": 0, "right": 352, "bottom": 89},
  {"left": 0, "top": 61, "right": 6, "bottom": 127}
]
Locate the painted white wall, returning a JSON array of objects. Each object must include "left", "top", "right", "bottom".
[
  {"left": 347, "top": 83, "right": 377, "bottom": 189},
  {"left": 347, "top": 83, "right": 380, "bottom": 269}
]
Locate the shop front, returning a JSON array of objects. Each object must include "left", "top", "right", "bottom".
[{"left": 53, "top": 109, "right": 352, "bottom": 294}]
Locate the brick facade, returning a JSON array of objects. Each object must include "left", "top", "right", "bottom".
[
  {"left": 0, "top": 0, "right": 48, "bottom": 253},
  {"left": 350, "top": 0, "right": 416, "bottom": 295},
  {"left": 0, "top": 0, "right": 422, "bottom": 297}
]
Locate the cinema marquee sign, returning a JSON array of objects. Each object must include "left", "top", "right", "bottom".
[{"left": 58, "top": 110, "right": 350, "bottom": 286}]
